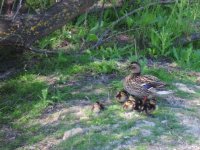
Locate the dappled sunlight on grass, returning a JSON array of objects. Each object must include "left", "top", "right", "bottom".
[
  {"left": 1, "top": 0, "right": 200, "bottom": 149},
  {"left": 0, "top": 74, "right": 48, "bottom": 124},
  {"left": 1, "top": 50, "right": 200, "bottom": 149}
]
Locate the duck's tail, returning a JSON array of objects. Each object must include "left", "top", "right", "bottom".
[{"left": 148, "top": 88, "right": 174, "bottom": 96}]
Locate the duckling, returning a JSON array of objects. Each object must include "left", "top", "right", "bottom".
[
  {"left": 91, "top": 101, "right": 104, "bottom": 114},
  {"left": 147, "top": 98, "right": 157, "bottom": 114},
  {"left": 134, "top": 97, "right": 143, "bottom": 111},
  {"left": 140, "top": 97, "right": 156, "bottom": 115},
  {"left": 116, "top": 90, "right": 129, "bottom": 103},
  {"left": 122, "top": 95, "right": 136, "bottom": 111}
]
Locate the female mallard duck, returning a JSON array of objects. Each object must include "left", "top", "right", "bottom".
[
  {"left": 116, "top": 90, "right": 129, "bottom": 103},
  {"left": 91, "top": 101, "right": 104, "bottom": 113},
  {"left": 127, "top": 62, "right": 166, "bottom": 89},
  {"left": 122, "top": 96, "right": 136, "bottom": 111},
  {"left": 123, "top": 62, "right": 166, "bottom": 100}
]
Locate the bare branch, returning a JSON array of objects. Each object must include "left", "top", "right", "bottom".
[
  {"left": 174, "top": 33, "right": 200, "bottom": 46},
  {"left": 92, "top": 0, "right": 176, "bottom": 49},
  {"left": 0, "top": 0, "right": 99, "bottom": 48}
]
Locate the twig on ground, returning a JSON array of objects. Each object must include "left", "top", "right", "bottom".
[
  {"left": 92, "top": 28, "right": 112, "bottom": 49},
  {"left": 105, "top": 26, "right": 149, "bottom": 41},
  {"left": 28, "top": 47, "right": 70, "bottom": 55},
  {"left": 174, "top": 33, "right": 200, "bottom": 46},
  {"left": 12, "top": 0, "right": 23, "bottom": 21},
  {"left": 0, "top": 68, "right": 17, "bottom": 80},
  {"left": 28, "top": 46, "right": 84, "bottom": 56}
]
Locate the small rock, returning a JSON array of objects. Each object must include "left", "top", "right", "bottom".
[
  {"left": 123, "top": 136, "right": 130, "bottom": 139},
  {"left": 142, "top": 120, "right": 156, "bottom": 127},
  {"left": 62, "top": 128, "right": 85, "bottom": 140},
  {"left": 174, "top": 83, "right": 196, "bottom": 94},
  {"left": 140, "top": 129, "right": 152, "bottom": 137},
  {"left": 196, "top": 77, "right": 200, "bottom": 85},
  {"left": 169, "top": 62, "right": 178, "bottom": 68},
  {"left": 135, "top": 120, "right": 156, "bottom": 128},
  {"left": 161, "top": 120, "right": 168, "bottom": 124}
]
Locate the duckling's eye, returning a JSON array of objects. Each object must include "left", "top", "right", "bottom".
[{"left": 132, "top": 66, "right": 137, "bottom": 69}]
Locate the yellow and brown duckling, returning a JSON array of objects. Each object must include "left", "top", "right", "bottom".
[
  {"left": 122, "top": 95, "right": 136, "bottom": 111},
  {"left": 91, "top": 101, "right": 104, "bottom": 114},
  {"left": 139, "top": 97, "right": 157, "bottom": 115},
  {"left": 116, "top": 90, "right": 129, "bottom": 103},
  {"left": 146, "top": 98, "right": 157, "bottom": 114}
]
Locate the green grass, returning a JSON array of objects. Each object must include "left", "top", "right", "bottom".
[
  {"left": 0, "top": 55, "right": 199, "bottom": 149},
  {"left": 0, "top": 74, "right": 48, "bottom": 124},
  {"left": 1, "top": 50, "right": 200, "bottom": 149},
  {"left": 1, "top": 0, "right": 200, "bottom": 149}
]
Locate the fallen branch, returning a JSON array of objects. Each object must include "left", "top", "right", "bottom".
[
  {"left": 88, "top": 0, "right": 125, "bottom": 13},
  {"left": 28, "top": 46, "right": 87, "bottom": 56},
  {"left": 29, "top": 47, "right": 60, "bottom": 55},
  {"left": 0, "top": 68, "right": 18, "bottom": 80},
  {"left": 0, "top": 0, "right": 99, "bottom": 48},
  {"left": 92, "top": 0, "right": 176, "bottom": 49},
  {"left": 174, "top": 33, "right": 200, "bottom": 46},
  {"left": 12, "top": 0, "right": 23, "bottom": 21},
  {"left": 28, "top": 47, "right": 73, "bottom": 55}
]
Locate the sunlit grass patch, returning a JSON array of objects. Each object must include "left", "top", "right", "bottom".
[
  {"left": 87, "top": 104, "right": 123, "bottom": 126},
  {"left": 0, "top": 74, "right": 49, "bottom": 124},
  {"left": 57, "top": 131, "right": 117, "bottom": 150}
]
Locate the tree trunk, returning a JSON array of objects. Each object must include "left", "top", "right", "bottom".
[{"left": 0, "top": 0, "right": 98, "bottom": 50}]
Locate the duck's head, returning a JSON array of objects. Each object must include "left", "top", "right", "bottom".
[
  {"left": 95, "top": 101, "right": 104, "bottom": 109},
  {"left": 128, "top": 62, "right": 141, "bottom": 75}
]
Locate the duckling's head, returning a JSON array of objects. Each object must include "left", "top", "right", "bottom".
[
  {"left": 149, "top": 98, "right": 156, "bottom": 105},
  {"left": 126, "top": 100, "right": 134, "bottom": 104},
  {"left": 129, "top": 62, "right": 141, "bottom": 75},
  {"left": 116, "top": 90, "right": 128, "bottom": 98},
  {"left": 128, "top": 95, "right": 136, "bottom": 101},
  {"left": 116, "top": 90, "right": 129, "bottom": 103},
  {"left": 92, "top": 101, "right": 104, "bottom": 112},
  {"left": 125, "top": 99, "right": 136, "bottom": 108}
]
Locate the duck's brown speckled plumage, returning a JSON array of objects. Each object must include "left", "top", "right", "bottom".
[
  {"left": 124, "top": 74, "right": 154, "bottom": 99},
  {"left": 123, "top": 62, "right": 165, "bottom": 99},
  {"left": 135, "top": 74, "right": 165, "bottom": 88}
]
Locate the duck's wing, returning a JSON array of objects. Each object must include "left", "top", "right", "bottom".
[
  {"left": 141, "top": 75, "right": 166, "bottom": 88},
  {"left": 123, "top": 76, "right": 153, "bottom": 99}
]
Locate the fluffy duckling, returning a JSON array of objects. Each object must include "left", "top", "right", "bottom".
[
  {"left": 116, "top": 90, "right": 129, "bottom": 103},
  {"left": 146, "top": 98, "right": 157, "bottom": 114},
  {"left": 122, "top": 95, "right": 136, "bottom": 111},
  {"left": 91, "top": 101, "right": 104, "bottom": 114},
  {"left": 140, "top": 97, "right": 156, "bottom": 115}
]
